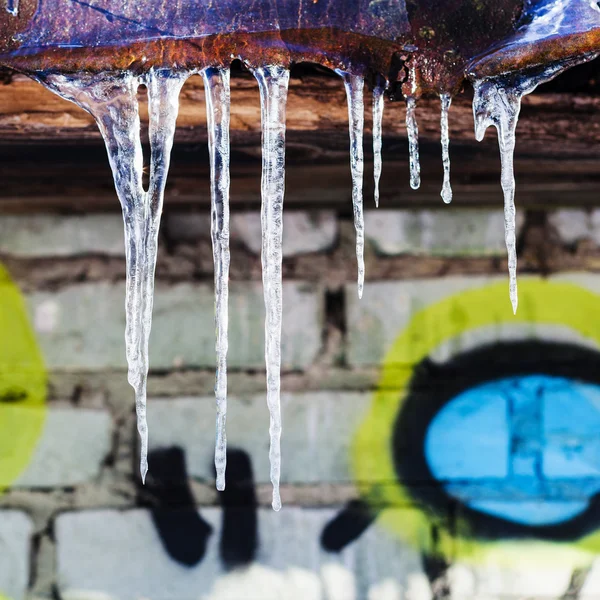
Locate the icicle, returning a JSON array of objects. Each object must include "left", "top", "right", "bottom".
[
  {"left": 5, "top": 0, "right": 18, "bottom": 16},
  {"left": 473, "top": 79, "right": 520, "bottom": 314},
  {"left": 201, "top": 66, "right": 231, "bottom": 492},
  {"left": 372, "top": 77, "right": 385, "bottom": 208},
  {"left": 337, "top": 70, "right": 365, "bottom": 299},
  {"left": 253, "top": 65, "right": 290, "bottom": 512},
  {"left": 406, "top": 96, "right": 420, "bottom": 190},
  {"left": 472, "top": 64, "right": 565, "bottom": 314},
  {"left": 440, "top": 93, "right": 452, "bottom": 204},
  {"left": 39, "top": 70, "right": 187, "bottom": 482}
]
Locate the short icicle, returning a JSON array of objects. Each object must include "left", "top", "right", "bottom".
[
  {"left": 337, "top": 71, "right": 365, "bottom": 299},
  {"left": 406, "top": 96, "right": 420, "bottom": 190},
  {"left": 440, "top": 93, "right": 452, "bottom": 204},
  {"left": 202, "top": 66, "right": 232, "bottom": 492},
  {"left": 39, "top": 69, "right": 188, "bottom": 482},
  {"left": 253, "top": 65, "right": 290, "bottom": 511},
  {"left": 372, "top": 77, "right": 385, "bottom": 208}
]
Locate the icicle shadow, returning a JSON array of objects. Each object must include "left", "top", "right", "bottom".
[
  {"left": 39, "top": 69, "right": 188, "bottom": 481},
  {"left": 252, "top": 64, "right": 290, "bottom": 512},
  {"left": 201, "top": 66, "right": 231, "bottom": 492},
  {"left": 337, "top": 70, "right": 365, "bottom": 299},
  {"left": 472, "top": 63, "right": 567, "bottom": 314}
]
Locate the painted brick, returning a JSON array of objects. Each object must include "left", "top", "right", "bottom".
[
  {"left": 346, "top": 276, "right": 495, "bottom": 367},
  {"left": 165, "top": 211, "right": 338, "bottom": 257},
  {"left": 0, "top": 511, "right": 33, "bottom": 600},
  {"left": 148, "top": 392, "right": 371, "bottom": 484},
  {"left": 364, "top": 209, "right": 525, "bottom": 257},
  {"left": 14, "top": 409, "right": 111, "bottom": 488},
  {"left": 0, "top": 215, "right": 124, "bottom": 258},
  {"left": 231, "top": 211, "right": 337, "bottom": 257},
  {"left": 346, "top": 274, "right": 600, "bottom": 367},
  {"left": 27, "top": 281, "right": 322, "bottom": 370},
  {"left": 55, "top": 508, "right": 427, "bottom": 600},
  {"left": 548, "top": 209, "right": 600, "bottom": 246}
]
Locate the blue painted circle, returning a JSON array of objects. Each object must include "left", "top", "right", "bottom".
[{"left": 425, "top": 375, "right": 600, "bottom": 526}]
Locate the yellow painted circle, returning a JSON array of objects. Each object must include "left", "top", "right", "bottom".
[
  {"left": 353, "top": 279, "right": 600, "bottom": 567},
  {"left": 0, "top": 263, "right": 46, "bottom": 492}
]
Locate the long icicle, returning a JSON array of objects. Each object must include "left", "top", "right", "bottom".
[
  {"left": 473, "top": 80, "right": 522, "bottom": 315},
  {"left": 406, "top": 96, "right": 420, "bottom": 190},
  {"left": 202, "top": 66, "right": 231, "bottom": 492},
  {"left": 253, "top": 65, "right": 290, "bottom": 511},
  {"left": 338, "top": 71, "right": 365, "bottom": 299},
  {"left": 139, "top": 70, "right": 188, "bottom": 480},
  {"left": 373, "top": 77, "right": 385, "bottom": 208},
  {"left": 440, "top": 93, "right": 452, "bottom": 204},
  {"left": 39, "top": 70, "right": 187, "bottom": 481}
]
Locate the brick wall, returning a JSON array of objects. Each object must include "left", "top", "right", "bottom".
[{"left": 2, "top": 207, "right": 600, "bottom": 599}]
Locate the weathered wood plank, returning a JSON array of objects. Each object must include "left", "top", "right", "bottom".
[{"left": 0, "top": 73, "right": 598, "bottom": 158}]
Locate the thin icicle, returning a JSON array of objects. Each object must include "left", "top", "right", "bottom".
[
  {"left": 40, "top": 69, "right": 187, "bottom": 482},
  {"left": 337, "top": 70, "right": 365, "bottom": 299},
  {"left": 372, "top": 77, "right": 385, "bottom": 208},
  {"left": 202, "top": 66, "right": 231, "bottom": 492},
  {"left": 473, "top": 79, "right": 520, "bottom": 314},
  {"left": 406, "top": 96, "right": 420, "bottom": 190},
  {"left": 472, "top": 64, "right": 569, "bottom": 313},
  {"left": 440, "top": 93, "right": 452, "bottom": 204},
  {"left": 253, "top": 65, "right": 290, "bottom": 512}
]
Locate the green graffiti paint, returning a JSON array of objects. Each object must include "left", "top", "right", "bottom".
[
  {"left": 0, "top": 263, "right": 47, "bottom": 491},
  {"left": 353, "top": 279, "right": 600, "bottom": 568}
]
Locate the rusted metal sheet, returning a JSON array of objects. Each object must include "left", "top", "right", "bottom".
[{"left": 0, "top": 0, "right": 598, "bottom": 95}]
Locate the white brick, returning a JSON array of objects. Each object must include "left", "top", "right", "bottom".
[
  {"left": 148, "top": 392, "right": 370, "bottom": 484},
  {"left": 347, "top": 274, "right": 600, "bottom": 367},
  {"left": 55, "top": 508, "right": 424, "bottom": 600},
  {"left": 27, "top": 281, "right": 322, "bottom": 370},
  {"left": 0, "top": 511, "right": 33, "bottom": 600},
  {"left": 0, "top": 215, "right": 124, "bottom": 258},
  {"left": 231, "top": 211, "right": 337, "bottom": 257},
  {"left": 548, "top": 209, "right": 591, "bottom": 245},
  {"left": 15, "top": 409, "right": 111, "bottom": 487},
  {"left": 364, "top": 209, "right": 525, "bottom": 256}
]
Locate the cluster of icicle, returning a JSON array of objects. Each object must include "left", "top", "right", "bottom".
[{"left": 34, "top": 61, "right": 560, "bottom": 509}]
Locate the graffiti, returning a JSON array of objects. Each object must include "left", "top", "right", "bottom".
[
  {"left": 0, "top": 263, "right": 47, "bottom": 493},
  {"left": 353, "top": 279, "right": 600, "bottom": 578}
]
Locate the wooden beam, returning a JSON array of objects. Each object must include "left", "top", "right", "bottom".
[{"left": 0, "top": 72, "right": 599, "bottom": 158}]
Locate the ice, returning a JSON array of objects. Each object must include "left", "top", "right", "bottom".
[
  {"left": 252, "top": 65, "right": 290, "bottom": 511},
  {"left": 406, "top": 96, "right": 420, "bottom": 190},
  {"left": 39, "top": 69, "right": 188, "bottom": 481},
  {"left": 373, "top": 77, "right": 385, "bottom": 208},
  {"left": 440, "top": 93, "right": 452, "bottom": 204},
  {"left": 337, "top": 70, "right": 365, "bottom": 299},
  {"left": 472, "top": 63, "right": 569, "bottom": 314},
  {"left": 202, "top": 67, "right": 231, "bottom": 492},
  {"left": 5, "top": 0, "right": 18, "bottom": 16}
]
